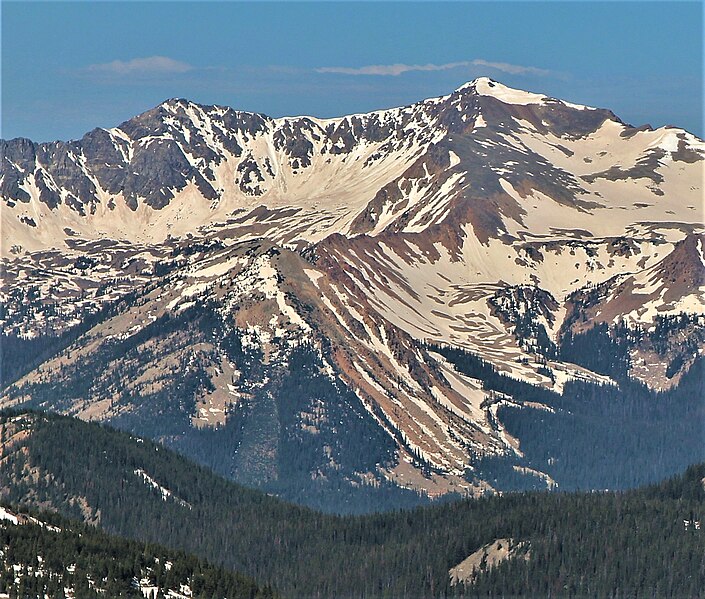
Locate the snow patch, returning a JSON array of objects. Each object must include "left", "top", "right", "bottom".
[
  {"left": 474, "top": 78, "right": 550, "bottom": 106},
  {"left": 134, "top": 469, "right": 192, "bottom": 509},
  {"left": 0, "top": 507, "right": 18, "bottom": 525}
]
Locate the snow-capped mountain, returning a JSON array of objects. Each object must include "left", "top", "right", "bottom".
[
  {"left": 5, "top": 78, "right": 702, "bottom": 252},
  {"left": 2, "top": 78, "right": 703, "bottom": 505}
]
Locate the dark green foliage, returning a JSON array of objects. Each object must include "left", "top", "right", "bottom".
[
  {"left": 0, "top": 290, "right": 137, "bottom": 388},
  {"left": 427, "top": 342, "right": 561, "bottom": 406},
  {"left": 488, "top": 286, "right": 558, "bottom": 359},
  {"left": 649, "top": 313, "right": 705, "bottom": 379},
  {"left": 560, "top": 313, "right": 704, "bottom": 383},
  {"left": 8, "top": 274, "right": 699, "bottom": 517},
  {"left": 3, "top": 291, "right": 427, "bottom": 514},
  {"left": 429, "top": 342, "right": 705, "bottom": 492},
  {"left": 560, "top": 322, "right": 632, "bottom": 380},
  {"left": 499, "top": 358, "right": 705, "bottom": 491},
  {"left": 255, "top": 344, "right": 425, "bottom": 513},
  {"left": 0, "top": 334, "right": 61, "bottom": 388},
  {"left": 6, "top": 305, "right": 211, "bottom": 420},
  {"left": 0, "top": 506, "right": 271, "bottom": 598},
  {"left": 454, "top": 467, "right": 705, "bottom": 598},
  {"left": 113, "top": 304, "right": 428, "bottom": 513},
  {"left": 1, "top": 411, "right": 704, "bottom": 598}
]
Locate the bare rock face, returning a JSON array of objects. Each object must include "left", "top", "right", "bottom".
[
  {"left": 449, "top": 538, "right": 529, "bottom": 586},
  {"left": 1, "top": 78, "right": 703, "bottom": 506}
]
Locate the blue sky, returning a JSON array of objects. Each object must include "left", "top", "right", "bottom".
[{"left": 2, "top": 1, "right": 703, "bottom": 142}]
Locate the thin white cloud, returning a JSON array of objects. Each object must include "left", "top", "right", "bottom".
[
  {"left": 85, "top": 56, "right": 194, "bottom": 76},
  {"left": 316, "top": 59, "right": 553, "bottom": 77},
  {"left": 470, "top": 59, "right": 552, "bottom": 77},
  {"left": 316, "top": 62, "right": 470, "bottom": 76}
]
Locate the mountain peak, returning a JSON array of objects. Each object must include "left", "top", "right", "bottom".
[
  {"left": 1, "top": 75, "right": 704, "bottom": 506},
  {"left": 455, "top": 77, "right": 593, "bottom": 111},
  {"left": 455, "top": 76, "right": 497, "bottom": 91}
]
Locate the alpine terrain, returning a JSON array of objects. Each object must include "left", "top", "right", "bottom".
[{"left": 1, "top": 78, "right": 704, "bottom": 510}]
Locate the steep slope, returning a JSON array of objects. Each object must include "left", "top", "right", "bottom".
[
  {"left": 0, "top": 240, "right": 494, "bottom": 500},
  {"left": 563, "top": 233, "right": 705, "bottom": 389},
  {"left": 1, "top": 78, "right": 704, "bottom": 504},
  {"left": 3, "top": 78, "right": 702, "bottom": 252},
  {"left": 0, "top": 411, "right": 703, "bottom": 598},
  {"left": 1, "top": 92, "right": 447, "bottom": 253}
]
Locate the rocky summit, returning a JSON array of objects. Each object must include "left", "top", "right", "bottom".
[{"left": 2, "top": 78, "right": 703, "bottom": 511}]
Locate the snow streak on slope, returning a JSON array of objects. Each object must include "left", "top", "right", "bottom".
[
  {"left": 2, "top": 90, "right": 453, "bottom": 254},
  {"left": 302, "top": 260, "right": 499, "bottom": 484},
  {"left": 4, "top": 78, "right": 700, "bottom": 254},
  {"left": 2, "top": 78, "right": 704, "bottom": 497},
  {"left": 316, "top": 232, "right": 625, "bottom": 390},
  {"left": 134, "top": 469, "right": 192, "bottom": 508}
]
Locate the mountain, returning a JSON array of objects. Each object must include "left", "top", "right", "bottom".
[
  {"left": 0, "top": 410, "right": 703, "bottom": 598},
  {"left": 1, "top": 78, "right": 704, "bottom": 508}
]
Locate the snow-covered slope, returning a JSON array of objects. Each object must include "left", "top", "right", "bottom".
[
  {"left": 2, "top": 78, "right": 703, "bottom": 499},
  {"left": 3, "top": 77, "right": 702, "bottom": 252}
]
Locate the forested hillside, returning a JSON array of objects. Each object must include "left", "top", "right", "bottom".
[
  {"left": 429, "top": 339, "right": 705, "bottom": 492},
  {"left": 0, "top": 411, "right": 703, "bottom": 598},
  {"left": 0, "top": 505, "right": 272, "bottom": 598}
]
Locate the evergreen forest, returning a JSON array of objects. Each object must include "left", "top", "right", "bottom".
[{"left": 0, "top": 411, "right": 703, "bottom": 598}]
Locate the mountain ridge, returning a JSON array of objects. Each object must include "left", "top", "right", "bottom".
[
  {"left": 3, "top": 77, "right": 701, "bottom": 253},
  {"left": 2, "top": 79, "right": 703, "bottom": 507}
]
